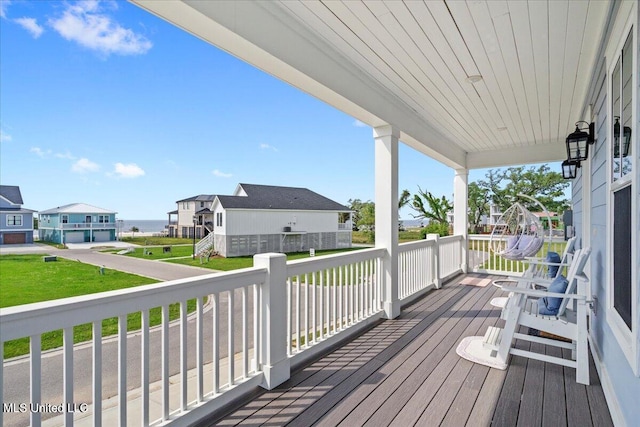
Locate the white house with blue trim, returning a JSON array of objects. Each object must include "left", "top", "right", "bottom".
[{"left": 38, "top": 203, "right": 118, "bottom": 244}]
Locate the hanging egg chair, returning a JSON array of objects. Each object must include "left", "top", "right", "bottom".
[{"left": 489, "top": 194, "right": 552, "bottom": 261}]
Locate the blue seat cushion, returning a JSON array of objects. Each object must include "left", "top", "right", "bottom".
[
  {"left": 546, "top": 251, "right": 561, "bottom": 278},
  {"left": 538, "top": 275, "right": 568, "bottom": 315}
]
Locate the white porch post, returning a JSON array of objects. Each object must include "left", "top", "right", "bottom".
[
  {"left": 374, "top": 125, "right": 400, "bottom": 319},
  {"left": 454, "top": 168, "right": 469, "bottom": 273},
  {"left": 253, "top": 253, "right": 290, "bottom": 389}
]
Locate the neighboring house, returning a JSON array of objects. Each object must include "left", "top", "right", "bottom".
[
  {"left": 172, "top": 184, "right": 352, "bottom": 257},
  {"left": 211, "top": 183, "right": 352, "bottom": 257},
  {"left": 167, "top": 194, "right": 216, "bottom": 239},
  {"left": 0, "top": 185, "right": 36, "bottom": 245},
  {"left": 38, "top": 203, "right": 117, "bottom": 244}
]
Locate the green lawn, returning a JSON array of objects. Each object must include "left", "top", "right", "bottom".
[
  {"left": 168, "top": 248, "right": 364, "bottom": 270},
  {"left": 0, "top": 254, "right": 198, "bottom": 359},
  {"left": 119, "top": 236, "right": 192, "bottom": 246},
  {"left": 103, "top": 244, "right": 194, "bottom": 260}
]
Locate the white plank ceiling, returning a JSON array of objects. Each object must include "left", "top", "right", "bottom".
[{"left": 133, "top": 0, "right": 612, "bottom": 169}]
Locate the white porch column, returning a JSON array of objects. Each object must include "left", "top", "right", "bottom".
[
  {"left": 253, "top": 253, "right": 290, "bottom": 389},
  {"left": 453, "top": 168, "right": 469, "bottom": 273},
  {"left": 374, "top": 125, "right": 400, "bottom": 319}
]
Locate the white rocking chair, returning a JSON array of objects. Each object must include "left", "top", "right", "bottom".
[
  {"left": 457, "top": 247, "right": 592, "bottom": 384},
  {"left": 490, "top": 236, "right": 577, "bottom": 309}
]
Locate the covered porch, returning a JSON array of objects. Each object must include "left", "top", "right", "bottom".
[
  {"left": 126, "top": 1, "right": 638, "bottom": 423},
  {"left": 1, "top": 0, "right": 636, "bottom": 425}
]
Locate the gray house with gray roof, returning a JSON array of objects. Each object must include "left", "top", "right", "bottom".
[
  {"left": 0, "top": 185, "right": 36, "bottom": 245},
  {"left": 189, "top": 183, "right": 352, "bottom": 257}
]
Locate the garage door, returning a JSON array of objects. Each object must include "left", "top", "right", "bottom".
[
  {"left": 65, "top": 231, "right": 85, "bottom": 243},
  {"left": 93, "top": 231, "right": 111, "bottom": 242},
  {"left": 3, "top": 233, "right": 26, "bottom": 244}
]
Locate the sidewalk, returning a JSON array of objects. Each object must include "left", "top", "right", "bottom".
[{"left": 56, "top": 249, "right": 218, "bottom": 281}]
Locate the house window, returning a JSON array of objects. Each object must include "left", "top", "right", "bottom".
[
  {"left": 609, "top": 28, "right": 634, "bottom": 333},
  {"left": 611, "top": 32, "right": 634, "bottom": 182},
  {"left": 7, "top": 215, "right": 22, "bottom": 226},
  {"left": 200, "top": 201, "right": 205, "bottom": 208},
  {"left": 62, "top": 215, "right": 69, "bottom": 224},
  {"left": 216, "top": 212, "right": 223, "bottom": 227}
]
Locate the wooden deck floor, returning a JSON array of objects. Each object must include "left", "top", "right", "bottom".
[{"left": 206, "top": 274, "right": 613, "bottom": 426}]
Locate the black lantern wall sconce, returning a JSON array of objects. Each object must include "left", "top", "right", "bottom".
[
  {"left": 561, "top": 121, "right": 595, "bottom": 180},
  {"left": 565, "top": 121, "right": 595, "bottom": 162},
  {"left": 561, "top": 159, "right": 580, "bottom": 179},
  {"left": 613, "top": 116, "right": 632, "bottom": 157}
]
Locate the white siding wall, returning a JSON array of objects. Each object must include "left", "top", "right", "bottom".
[
  {"left": 223, "top": 210, "right": 339, "bottom": 236},
  {"left": 178, "top": 201, "right": 195, "bottom": 227}
]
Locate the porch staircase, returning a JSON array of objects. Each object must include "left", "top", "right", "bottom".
[{"left": 195, "top": 232, "right": 215, "bottom": 257}]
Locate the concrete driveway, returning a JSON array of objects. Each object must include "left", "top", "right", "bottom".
[
  {"left": 1, "top": 242, "right": 216, "bottom": 281},
  {"left": 0, "top": 243, "right": 52, "bottom": 255}
]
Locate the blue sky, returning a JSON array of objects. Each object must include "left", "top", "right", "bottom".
[{"left": 2, "top": 0, "right": 500, "bottom": 220}]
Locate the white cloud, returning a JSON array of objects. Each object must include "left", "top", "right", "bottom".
[
  {"left": 0, "top": 1, "right": 10, "bottom": 19},
  {"left": 55, "top": 151, "right": 76, "bottom": 160},
  {"left": 0, "top": 130, "right": 12, "bottom": 143},
  {"left": 212, "top": 169, "right": 232, "bottom": 178},
  {"left": 30, "top": 147, "right": 52, "bottom": 157},
  {"left": 353, "top": 120, "right": 368, "bottom": 128},
  {"left": 72, "top": 157, "right": 100, "bottom": 173},
  {"left": 15, "top": 17, "right": 44, "bottom": 38},
  {"left": 112, "top": 162, "right": 145, "bottom": 178},
  {"left": 49, "top": 1, "right": 152, "bottom": 56},
  {"left": 260, "top": 143, "right": 278, "bottom": 152}
]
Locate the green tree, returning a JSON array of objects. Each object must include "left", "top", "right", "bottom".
[
  {"left": 410, "top": 187, "right": 452, "bottom": 224},
  {"left": 475, "top": 165, "right": 570, "bottom": 213},
  {"left": 398, "top": 189, "right": 411, "bottom": 210},
  {"left": 348, "top": 199, "right": 375, "bottom": 230},
  {"left": 130, "top": 226, "right": 139, "bottom": 237},
  {"left": 468, "top": 182, "right": 490, "bottom": 233}
]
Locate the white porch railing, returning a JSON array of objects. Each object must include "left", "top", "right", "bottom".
[
  {"left": 1, "top": 236, "right": 467, "bottom": 426},
  {"left": 58, "top": 223, "right": 117, "bottom": 230},
  {"left": 397, "top": 234, "right": 465, "bottom": 303},
  {"left": 469, "top": 234, "right": 568, "bottom": 276},
  {"left": 285, "top": 248, "right": 385, "bottom": 365}
]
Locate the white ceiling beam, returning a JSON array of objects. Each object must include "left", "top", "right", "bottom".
[{"left": 467, "top": 141, "right": 566, "bottom": 169}]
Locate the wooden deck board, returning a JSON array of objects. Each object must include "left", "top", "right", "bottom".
[
  {"left": 396, "top": 286, "right": 502, "bottom": 426},
  {"left": 542, "top": 345, "right": 567, "bottom": 426},
  {"left": 517, "top": 341, "right": 545, "bottom": 425},
  {"left": 205, "top": 274, "right": 613, "bottom": 427},
  {"left": 585, "top": 354, "right": 614, "bottom": 427},
  {"left": 351, "top": 284, "right": 496, "bottom": 426}
]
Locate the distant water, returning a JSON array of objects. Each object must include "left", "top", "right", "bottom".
[
  {"left": 118, "top": 219, "right": 168, "bottom": 233},
  {"left": 401, "top": 219, "right": 425, "bottom": 228}
]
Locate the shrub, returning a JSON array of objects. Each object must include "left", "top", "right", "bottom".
[{"left": 420, "top": 222, "right": 450, "bottom": 238}]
